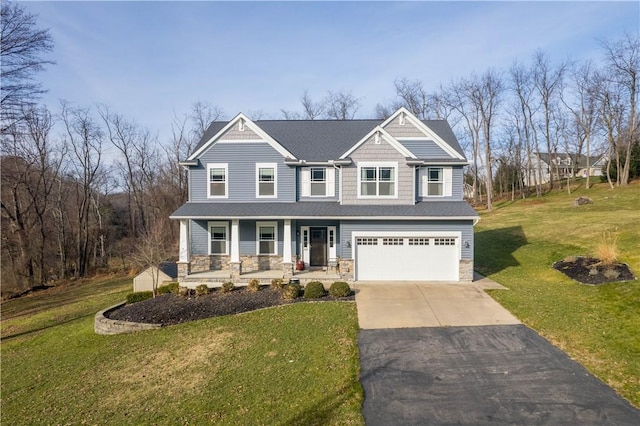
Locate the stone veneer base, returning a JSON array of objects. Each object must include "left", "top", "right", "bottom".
[{"left": 94, "top": 302, "right": 163, "bottom": 335}]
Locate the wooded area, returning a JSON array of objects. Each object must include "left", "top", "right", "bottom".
[{"left": 1, "top": 2, "right": 638, "bottom": 297}]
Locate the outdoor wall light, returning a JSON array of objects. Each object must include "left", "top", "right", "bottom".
[
  {"left": 346, "top": 241, "right": 352, "bottom": 248},
  {"left": 464, "top": 240, "right": 470, "bottom": 249}
]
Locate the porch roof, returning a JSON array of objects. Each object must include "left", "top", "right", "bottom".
[{"left": 170, "top": 201, "right": 479, "bottom": 221}]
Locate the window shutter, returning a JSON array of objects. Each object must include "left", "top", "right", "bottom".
[
  {"left": 420, "top": 169, "right": 427, "bottom": 197},
  {"left": 326, "top": 167, "right": 335, "bottom": 197},
  {"left": 444, "top": 167, "right": 452, "bottom": 196},
  {"left": 301, "top": 168, "right": 311, "bottom": 197}
]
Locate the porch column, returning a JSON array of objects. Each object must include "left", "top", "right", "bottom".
[
  {"left": 282, "top": 219, "right": 293, "bottom": 277},
  {"left": 177, "top": 219, "right": 191, "bottom": 278},
  {"left": 230, "top": 219, "right": 241, "bottom": 279}
]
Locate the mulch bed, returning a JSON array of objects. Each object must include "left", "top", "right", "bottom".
[
  {"left": 553, "top": 256, "right": 635, "bottom": 285},
  {"left": 106, "top": 287, "right": 354, "bottom": 326}
]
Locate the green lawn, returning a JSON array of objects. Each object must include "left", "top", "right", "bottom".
[
  {"left": 1, "top": 276, "right": 363, "bottom": 425},
  {"left": 475, "top": 182, "right": 640, "bottom": 407}
]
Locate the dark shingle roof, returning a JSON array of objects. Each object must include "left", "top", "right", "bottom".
[
  {"left": 192, "top": 118, "right": 465, "bottom": 161},
  {"left": 171, "top": 201, "right": 478, "bottom": 219}
]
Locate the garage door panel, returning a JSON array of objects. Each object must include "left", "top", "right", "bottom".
[{"left": 356, "top": 236, "right": 459, "bottom": 281}]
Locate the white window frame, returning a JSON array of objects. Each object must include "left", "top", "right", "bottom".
[
  {"left": 421, "top": 167, "right": 452, "bottom": 197},
  {"left": 357, "top": 161, "right": 398, "bottom": 199},
  {"left": 207, "top": 163, "right": 228, "bottom": 198},
  {"left": 256, "top": 221, "right": 278, "bottom": 255},
  {"left": 256, "top": 163, "right": 277, "bottom": 198},
  {"left": 426, "top": 167, "right": 444, "bottom": 197},
  {"left": 310, "top": 167, "right": 327, "bottom": 196},
  {"left": 208, "top": 221, "right": 229, "bottom": 255}
]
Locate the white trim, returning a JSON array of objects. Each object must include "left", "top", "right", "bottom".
[
  {"left": 339, "top": 126, "right": 416, "bottom": 160},
  {"left": 300, "top": 226, "right": 310, "bottom": 265},
  {"left": 206, "top": 163, "right": 228, "bottom": 199},
  {"left": 208, "top": 221, "right": 229, "bottom": 255},
  {"left": 179, "top": 219, "right": 190, "bottom": 262},
  {"left": 379, "top": 107, "right": 465, "bottom": 160},
  {"left": 283, "top": 219, "right": 292, "bottom": 263},
  {"left": 328, "top": 226, "right": 337, "bottom": 261},
  {"left": 301, "top": 168, "right": 311, "bottom": 197},
  {"left": 256, "top": 221, "right": 278, "bottom": 255},
  {"left": 326, "top": 167, "right": 336, "bottom": 197},
  {"left": 172, "top": 215, "right": 480, "bottom": 221},
  {"left": 187, "top": 113, "right": 297, "bottom": 161},
  {"left": 357, "top": 161, "right": 399, "bottom": 199},
  {"left": 256, "top": 163, "right": 277, "bottom": 198},
  {"left": 421, "top": 166, "right": 453, "bottom": 198},
  {"left": 230, "top": 219, "right": 240, "bottom": 262}
]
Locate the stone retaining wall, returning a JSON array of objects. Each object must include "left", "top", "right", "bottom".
[{"left": 94, "top": 302, "right": 163, "bottom": 335}]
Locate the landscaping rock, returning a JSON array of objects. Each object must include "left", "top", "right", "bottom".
[
  {"left": 553, "top": 256, "right": 635, "bottom": 285},
  {"left": 573, "top": 196, "right": 593, "bottom": 206}
]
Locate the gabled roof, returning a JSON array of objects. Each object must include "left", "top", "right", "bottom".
[
  {"left": 339, "top": 125, "right": 417, "bottom": 160},
  {"left": 537, "top": 152, "right": 604, "bottom": 168},
  {"left": 189, "top": 110, "right": 466, "bottom": 162}
]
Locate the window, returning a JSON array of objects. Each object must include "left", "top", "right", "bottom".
[
  {"left": 257, "top": 222, "right": 277, "bottom": 255},
  {"left": 207, "top": 164, "right": 228, "bottom": 198},
  {"left": 358, "top": 163, "right": 397, "bottom": 197},
  {"left": 434, "top": 238, "right": 456, "bottom": 246},
  {"left": 383, "top": 238, "right": 404, "bottom": 245},
  {"left": 356, "top": 237, "right": 378, "bottom": 246},
  {"left": 256, "top": 163, "right": 276, "bottom": 198},
  {"left": 208, "top": 222, "right": 228, "bottom": 255},
  {"left": 409, "top": 238, "right": 429, "bottom": 245},
  {"left": 310, "top": 168, "right": 326, "bottom": 196},
  {"left": 427, "top": 167, "right": 443, "bottom": 196}
]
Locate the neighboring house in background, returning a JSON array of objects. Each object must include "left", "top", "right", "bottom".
[
  {"left": 524, "top": 152, "right": 606, "bottom": 186},
  {"left": 133, "top": 262, "right": 177, "bottom": 292},
  {"left": 170, "top": 108, "right": 479, "bottom": 283}
]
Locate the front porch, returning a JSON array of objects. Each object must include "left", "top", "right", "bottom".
[{"left": 180, "top": 268, "right": 343, "bottom": 288}]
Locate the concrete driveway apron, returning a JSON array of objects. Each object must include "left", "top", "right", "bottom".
[{"left": 355, "top": 278, "right": 640, "bottom": 425}]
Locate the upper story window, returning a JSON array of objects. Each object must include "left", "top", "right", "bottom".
[
  {"left": 208, "top": 221, "right": 229, "bottom": 255},
  {"left": 256, "top": 163, "right": 277, "bottom": 198},
  {"left": 256, "top": 221, "right": 277, "bottom": 255},
  {"left": 301, "top": 167, "right": 335, "bottom": 198},
  {"left": 426, "top": 167, "right": 443, "bottom": 196},
  {"left": 207, "top": 164, "right": 228, "bottom": 198},
  {"left": 358, "top": 162, "right": 397, "bottom": 198}
]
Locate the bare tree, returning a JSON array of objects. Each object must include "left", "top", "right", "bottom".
[
  {"left": 0, "top": 2, "right": 54, "bottom": 132},
  {"left": 191, "top": 101, "right": 224, "bottom": 139},
  {"left": 323, "top": 90, "right": 361, "bottom": 120},
  {"left": 601, "top": 33, "right": 639, "bottom": 186},
  {"left": 300, "top": 90, "right": 324, "bottom": 119},
  {"left": 280, "top": 109, "right": 301, "bottom": 120},
  {"left": 394, "top": 78, "right": 430, "bottom": 119},
  {"left": 131, "top": 218, "right": 172, "bottom": 297}
]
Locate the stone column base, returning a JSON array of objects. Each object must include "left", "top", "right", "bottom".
[
  {"left": 230, "top": 262, "right": 242, "bottom": 279},
  {"left": 177, "top": 261, "right": 191, "bottom": 279},
  {"left": 282, "top": 262, "right": 294, "bottom": 278}
]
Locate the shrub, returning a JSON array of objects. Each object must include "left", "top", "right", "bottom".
[
  {"left": 329, "top": 281, "right": 351, "bottom": 298},
  {"left": 270, "top": 278, "right": 285, "bottom": 290},
  {"left": 247, "top": 279, "right": 261, "bottom": 292},
  {"left": 603, "top": 268, "right": 620, "bottom": 280},
  {"left": 157, "top": 282, "right": 179, "bottom": 295},
  {"left": 304, "top": 281, "right": 326, "bottom": 299},
  {"left": 595, "top": 231, "right": 619, "bottom": 265},
  {"left": 221, "top": 281, "right": 234, "bottom": 293},
  {"left": 126, "top": 291, "right": 153, "bottom": 304},
  {"left": 282, "top": 283, "right": 301, "bottom": 300},
  {"left": 195, "top": 284, "right": 210, "bottom": 297},
  {"left": 589, "top": 267, "right": 599, "bottom": 276},
  {"left": 178, "top": 286, "right": 191, "bottom": 297}
]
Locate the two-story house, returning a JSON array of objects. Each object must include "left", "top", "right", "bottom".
[{"left": 170, "top": 107, "right": 479, "bottom": 282}]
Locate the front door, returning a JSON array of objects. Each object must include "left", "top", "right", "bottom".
[{"left": 310, "top": 227, "right": 327, "bottom": 267}]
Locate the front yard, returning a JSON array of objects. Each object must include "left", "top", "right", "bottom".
[
  {"left": 1, "top": 276, "right": 363, "bottom": 425},
  {"left": 475, "top": 182, "right": 640, "bottom": 407}
]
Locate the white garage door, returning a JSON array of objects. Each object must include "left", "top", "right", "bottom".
[{"left": 355, "top": 236, "right": 459, "bottom": 281}]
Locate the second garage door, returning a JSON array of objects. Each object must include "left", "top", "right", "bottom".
[{"left": 355, "top": 236, "right": 459, "bottom": 281}]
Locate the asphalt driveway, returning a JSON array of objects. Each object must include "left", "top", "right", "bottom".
[{"left": 355, "top": 279, "right": 640, "bottom": 425}]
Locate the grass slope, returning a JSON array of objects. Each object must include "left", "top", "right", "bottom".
[
  {"left": 475, "top": 182, "right": 640, "bottom": 407},
  {"left": 1, "top": 276, "right": 363, "bottom": 425}
]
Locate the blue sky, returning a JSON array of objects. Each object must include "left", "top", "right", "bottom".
[{"left": 21, "top": 1, "right": 640, "bottom": 144}]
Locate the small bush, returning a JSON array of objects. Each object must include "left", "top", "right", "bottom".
[
  {"left": 589, "top": 267, "right": 599, "bottom": 276},
  {"left": 329, "top": 281, "right": 351, "bottom": 298},
  {"left": 178, "top": 286, "right": 191, "bottom": 297},
  {"left": 221, "top": 281, "right": 234, "bottom": 293},
  {"left": 282, "top": 283, "right": 301, "bottom": 300},
  {"left": 603, "top": 268, "right": 620, "bottom": 280},
  {"left": 195, "top": 284, "right": 210, "bottom": 296},
  {"left": 270, "top": 278, "right": 285, "bottom": 290},
  {"left": 157, "top": 282, "right": 179, "bottom": 295},
  {"left": 304, "top": 281, "right": 326, "bottom": 299},
  {"left": 126, "top": 291, "right": 153, "bottom": 304},
  {"left": 595, "top": 231, "right": 619, "bottom": 266},
  {"left": 247, "top": 279, "right": 261, "bottom": 292}
]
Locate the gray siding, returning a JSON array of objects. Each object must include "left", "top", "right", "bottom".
[
  {"left": 399, "top": 140, "right": 450, "bottom": 159},
  {"left": 339, "top": 220, "right": 474, "bottom": 260},
  {"left": 219, "top": 122, "right": 261, "bottom": 140},
  {"left": 384, "top": 115, "right": 425, "bottom": 138},
  {"left": 191, "top": 219, "right": 286, "bottom": 257},
  {"left": 416, "top": 166, "right": 464, "bottom": 201},
  {"left": 342, "top": 134, "right": 414, "bottom": 205},
  {"left": 240, "top": 220, "right": 284, "bottom": 256},
  {"left": 190, "top": 219, "right": 212, "bottom": 255},
  {"left": 189, "top": 142, "right": 295, "bottom": 202}
]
